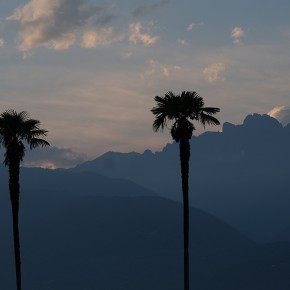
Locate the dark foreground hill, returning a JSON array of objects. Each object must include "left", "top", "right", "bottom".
[
  {"left": 0, "top": 153, "right": 290, "bottom": 290},
  {"left": 1, "top": 186, "right": 290, "bottom": 289},
  {"left": 0, "top": 193, "right": 250, "bottom": 289}
]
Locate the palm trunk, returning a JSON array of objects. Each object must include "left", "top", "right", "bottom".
[
  {"left": 179, "top": 138, "right": 190, "bottom": 290},
  {"left": 9, "top": 158, "right": 22, "bottom": 290}
]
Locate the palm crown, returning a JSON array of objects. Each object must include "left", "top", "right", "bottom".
[
  {"left": 151, "top": 91, "right": 220, "bottom": 141},
  {"left": 0, "top": 109, "right": 50, "bottom": 164}
]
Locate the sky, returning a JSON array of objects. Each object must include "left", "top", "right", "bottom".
[{"left": 0, "top": 0, "right": 290, "bottom": 168}]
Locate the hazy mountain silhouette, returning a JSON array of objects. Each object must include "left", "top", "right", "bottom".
[
  {"left": 0, "top": 165, "right": 156, "bottom": 201},
  {"left": 273, "top": 226, "right": 290, "bottom": 242},
  {"left": 1, "top": 120, "right": 290, "bottom": 288},
  {"left": 73, "top": 114, "right": 290, "bottom": 241},
  {"left": 0, "top": 186, "right": 273, "bottom": 290},
  {"left": 1, "top": 190, "right": 290, "bottom": 290}
]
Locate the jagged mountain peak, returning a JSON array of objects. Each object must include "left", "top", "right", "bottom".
[{"left": 243, "top": 113, "right": 283, "bottom": 130}]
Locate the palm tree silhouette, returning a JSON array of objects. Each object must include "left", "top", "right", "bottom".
[
  {"left": 0, "top": 110, "right": 50, "bottom": 290},
  {"left": 151, "top": 91, "right": 220, "bottom": 290}
]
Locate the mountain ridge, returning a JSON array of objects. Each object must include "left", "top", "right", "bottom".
[
  {"left": 0, "top": 194, "right": 256, "bottom": 290},
  {"left": 72, "top": 113, "right": 290, "bottom": 241}
]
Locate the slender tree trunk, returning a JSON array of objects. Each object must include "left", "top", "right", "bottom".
[
  {"left": 9, "top": 158, "right": 22, "bottom": 290},
  {"left": 179, "top": 138, "right": 190, "bottom": 290}
]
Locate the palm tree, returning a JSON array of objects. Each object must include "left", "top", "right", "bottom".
[
  {"left": 151, "top": 91, "right": 220, "bottom": 290},
  {"left": 0, "top": 110, "right": 50, "bottom": 290}
]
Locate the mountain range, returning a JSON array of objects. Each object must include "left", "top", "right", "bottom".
[
  {"left": 0, "top": 166, "right": 256, "bottom": 289},
  {"left": 72, "top": 113, "right": 290, "bottom": 242},
  {"left": 2, "top": 185, "right": 290, "bottom": 289},
  {"left": 1, "top": 113, "right": 290, "bottom": 289}
]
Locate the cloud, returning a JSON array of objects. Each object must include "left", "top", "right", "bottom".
[
  {"left": 81, "top": 28, "right": 124, "bottom": 48},
  {"left": 6, "top": 0, "right": 116, "bottom": 51},
  {"left": 187, "top": 23, "right": 195, "bottom": 31},
  {"left": 0, "top": 38, "right": 4, "bottom": 47},
  {"left": 21, "top": 146, "right": 88, "bottom": 169},
  {"left": 121, "top": 51, "right": 133, "bottom": 59},
  {"left": 187, "top": 22, "right": 203, "bottom": 31},
  {"left": 178, "top": 39, "right": 187, "bottom": 45},
  {"left": 141, "top": 59, "right": 159, "bottom": 80},
  {"left": 163, "top": 67, "right": 170, "bottom": 77},
  {"left": 129, "top": 22, "right": 159, "bottom": 46},
  {"left": 141, "top": 59, "right": 181, "bottom": 81},
  {"left": 231, "top": 27, "right": 245, "bottom": 44},
  {"left": 268, "top": 106, "right": 290, "bottom": 126},
  {"left": 203, "top": 63, "right": 226, "bottom": 83},
  {"left": 131, "top": 0, "right": 170, "bottom": 18},
  {"left": 163, "top": 65, "right": 181, "bottom": 77}
]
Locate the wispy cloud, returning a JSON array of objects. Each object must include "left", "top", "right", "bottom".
[
  {"left": 121, "top": 51, "right": 133, "bottom": 59},
  {"left": 268, "top": 106, "right": 290, "bottom": 126},
  {"left": 0, "top": 37, "right": 4, "bottom": 47},
  {"left": 140, "top": 59, "right": 159, "bottom": 80},
  {"left": 163, "top": 65, "right": 181, "bottom": 77},
  {"left": 178, "top": 39, "right": 187, "bottom": 45},
  {"left": 129, "top": 22, "right": 159, "bottom": 46},
  {"left": 6, "top": 0, "right": 116, "bottom": 51},
  {"left": 131, "top": 0, "right": 170, "bottom": 18},
  {"left": 0, "top": 146, "right": 88, "bottom": 169},
  {"left": 163, "top": 67, "right": 170, "bottom": 77},
  {"left": 81, "top": 28, "right": 124, "bottom": 48},
  {"left": 187, "top": 22, "right": 203, "bottom": 31},
  {"left": 141, "top": 59, "right": 181, "bottom": 81},
  {"left": 203, "top": 62, "right": 226, "bottom": 83},
  {"left": 231, "top": 27, "right": 245, "bottom": 44}
]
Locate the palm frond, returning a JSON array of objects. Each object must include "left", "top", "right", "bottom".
[
  {"left": 152, "top": 115, "right": 167, "bottom": 132},
  {"left": 151, "top": 92, "right": 182, "bottom": 131},
  {"left": 18, "top": 111, "right": 30, "bottom": 121},
  {"left": 0, "top": 109, "right": 50, "bottom": 161},
  {"left": 29, "top": 138, "right": 50, "bottom": 149},
  {"left": 152, "top": 93, "right": 182, "bottom": 117},
  {"left": 1, "top": 109, "right": 18, "bottom": 118},
  {"left": 200, "top": 107, "right": 220, "bottom": 115},
  {"left": 199, "top": 112, "right": 220, "bottom": 127},
  {"left": 25, "top": 129, "right": 48, "bottom": 143},
  {"left": 22, "top": 119, "right": 41, "bottom": 130}
]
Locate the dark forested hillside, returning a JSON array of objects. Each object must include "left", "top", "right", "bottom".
[
  {"left": 0, "top": 190, "right": 267, "bottom": 290},
  {"left": 0, "top": 139, "right": 290, "bottom": 288}
]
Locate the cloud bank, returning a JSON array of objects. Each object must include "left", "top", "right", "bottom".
[
  {"left": 7, "top": 0, "right": 116, "bottom": 51},
  {"left": 21, "top": 146, "right": 88, "bottom": 169},
  {"left": 7, "top": 0, "right": 161, "bottom": 50}
]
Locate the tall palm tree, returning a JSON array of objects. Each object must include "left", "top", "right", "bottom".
[
  {"left": 151, "top": 91, "right": 220, "bottom": 290},
  {"left": 0, "top": 110, "right": 50, "bottom": 290}
]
